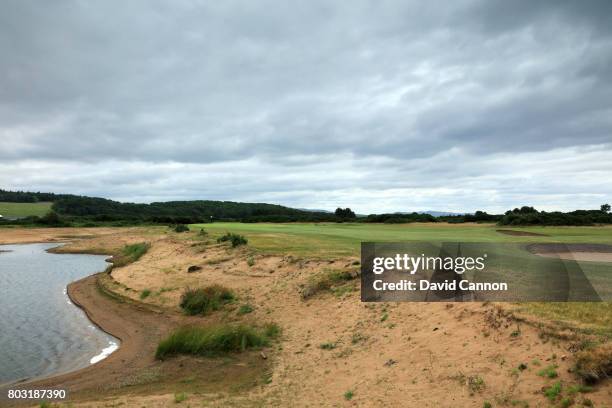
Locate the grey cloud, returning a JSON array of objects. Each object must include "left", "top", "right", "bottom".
[{"left": 0, "top": 0, "right": 611, "bottom": 212}]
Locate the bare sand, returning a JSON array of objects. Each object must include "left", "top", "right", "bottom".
[
  {"left": 0, "top": 227, "right": 610, "bottom": 407},
  {"left": 528, "top": 243, "right": 612, "bottom": 262}
]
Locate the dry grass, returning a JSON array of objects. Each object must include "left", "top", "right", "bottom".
[{"left": 574, "top": 342, "right": 612, "bottom": 383}]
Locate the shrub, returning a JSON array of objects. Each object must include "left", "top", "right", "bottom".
[
  {"left": 174, "top": 224, "right": 189, "bottom": 233},
  {"left": 155, "top": 324, "right": 275, "bottom": 360},
  {"left": 179, "top": 285, "right": 235, "bottom": 315},
  {"left": 113, "top": 242, "right": 150, "bottom": 267},
  {"left": 217, "top": 232, "right": 248, "bottom": 247}
]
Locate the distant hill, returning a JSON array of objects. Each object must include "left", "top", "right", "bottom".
[
  {"left": 0, "top": 189, "right": 336, "bottom": 223},
  {"left": 296, "top": 208, "right": 333, "bottom": 213},
  {"left": 394, "top": 211, "right": 464, "bottom": 217},
  {"left": 418, "top": 211, "right": 465, "bottom": 217}
]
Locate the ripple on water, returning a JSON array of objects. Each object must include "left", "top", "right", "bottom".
[{"left": 0, "top": 243, "right": 120, "bottom": 384}]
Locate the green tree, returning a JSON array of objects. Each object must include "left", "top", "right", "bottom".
[
  {"left": 601, "top": 203, "right": 611, "bottom": 213},
  {"left": 335, "top": 207, "right": 356, "bottom": 219}
]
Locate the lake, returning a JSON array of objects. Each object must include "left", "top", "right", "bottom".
[{"left": 0, "top": 243, "right": 119, "bottom": 385}]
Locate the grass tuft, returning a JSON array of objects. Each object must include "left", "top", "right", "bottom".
[
  {"left": 320, "top": 342, "right": 337, "bottom": 350},
  {"left": 113, "top": 242, "right": 151, "bottom": 267},
  {"left": 140, "top": 289, "right": 151, "bottom": 299},
  {"left": 217, "top": 232, "right": 248, "bottom": 247},
  {"left": 174, "top": 224, "right": 190, "bottom": 233},
  {"left": 238, "top": 303, "right": 254, "bottom": 315},
  {"left": 543, "top": 381, "right": 562, "bottom": 402},
  {"left": 301, "top": 269, "right": 358, "bottom": 299},
  {"left": 536, "top": 364, "right": 558, "bottom": 378},
  {"left": 173, "top": 392, "right": 187, "bottom": 403},
  {"left": 179, "top": 285, "right": 235, "bottom": 315},
  {"left": 573, "top": 342, "right": 612, "bottom": 383},
  {"left": 156, "top": 323, "right": 276, "bottom": 360},
  {"left": 344, "top": 390, "right": 354, "bottom": 400}
]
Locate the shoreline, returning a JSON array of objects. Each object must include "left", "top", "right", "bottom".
[
  {"left": 0, "top": 241, "right": 121, "bottom": 388},
  {"left": 0, "top": 261, "right": 179, "bottom": 406}
]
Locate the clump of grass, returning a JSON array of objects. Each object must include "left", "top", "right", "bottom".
[
  {"left": 483, "top": 402, "right": 492, "bottom": 408},
  {"left": 179, "top": 285, "right": 235, "bottom": 315},
  {"left": 140, "top": 289, "right": 151, "bottom": 299},
  {"left": 351, "top": 332, "right": 368, "bottom": 344},
  {"left": 320, "top": 342, "right": 337, "bottom": 350},
  {"left": 247, "top": 255, "right": 255, "bottom": 267},
  {"left": 543, "top": 381, "right": 562, "bottom": 402},
  {"left": 567, "top": 384, "right": 593, "bottom": 394},
  {"left": 217, "top": 232, "right": 248, "bottom": 247},
  {"left": 198, "top": 228, "right": 208, "bottom": 236},
  {"left": 155, "top": 323, "right": 276, "bottom": 360},
  {"left": 173, "top": 224, "right": 190, "bottom": 233},
  {"left": 113, "top": 242, "right": 151, "bottom": 267},
  {"left": 344, "top": 390, "right": 354, "bottom": 400},
  {"left": 263, "top": 322, "right": 281, "bottom": 339},
  {"left": 467, "top": 375, "right": 485, "bottom": 394},
  {"left": 174, "top": 392, "right": 187, "bottom": 403},
  {"left": 238, "top": 303, "right": 254, "bottom": 315},
  {"left": 537, "top": 364, "right": 558, "bottom": 378},
  {"left": 301, "top": 269, "right": 358, "bottom": 299},
  {"left": 573, "top": 342, "right": 612, "bottom": 384}
]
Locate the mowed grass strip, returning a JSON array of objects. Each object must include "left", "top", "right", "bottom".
[
  {"left": 191, "top": 222, "right": 612, "bottom": 258},
  {"left": 155, "top": 323, "right": 280, "bottom": 360},
  {"left": 0, "top": 201, "right": 53, "bottom": 217}
]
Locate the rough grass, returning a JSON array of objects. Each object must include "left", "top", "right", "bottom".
[
  {"left": 112, "top": 242, "right": 151, "bottom": 267},
  {"left": 301, "top": 269, "right": 359, "bottom": 299},
  {"left": 574, "top": 342, "right": 612, "bottom": 383},
  {"left": 0, "top": 201, "right": 53, "bottom": 217},
  {"left": 180, "top": 285, "right": 235, "bottom": 315},
  {"left": 155, "top": 323, "right": 279, "bottom": 360}
]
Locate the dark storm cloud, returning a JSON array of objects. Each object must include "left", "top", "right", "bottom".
[{"left": 1, "top": 0, "right": 611, "bottom": 212}]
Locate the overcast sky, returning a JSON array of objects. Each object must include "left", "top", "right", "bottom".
[{"left": 1, "top": 0, "right": 611, "bottom": 213}]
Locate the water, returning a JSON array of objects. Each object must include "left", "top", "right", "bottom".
[{"left": 0, "top": 243, "right": 119, "bottom": 385}]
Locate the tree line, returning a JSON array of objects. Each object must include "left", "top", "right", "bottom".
[{"left": 0, "top": 189, "right": 610, "bottom": 226}]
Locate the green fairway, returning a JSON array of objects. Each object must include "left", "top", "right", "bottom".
[
  {"left": 191, "top": 222, "right": 612, "bottom": 257},
  {"left": 0, "top": 202, "right": 53, "bottom": 217},
  {"left": 191, "top": 222, "right": 612, "bottom": 334}
]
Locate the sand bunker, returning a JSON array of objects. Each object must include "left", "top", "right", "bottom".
[{"left": 527, "top": 243, "right": 612, "bottom": 262}]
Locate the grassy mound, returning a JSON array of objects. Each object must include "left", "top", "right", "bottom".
[
  {"left": 155, "top": 323, "right": 279, "bottom": 360},
  {"left": 180, "top": 285, "right": 235, "bottom": 315},
  {"left": 113, "top": 242, "right": 150, "bottom": 267}
]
